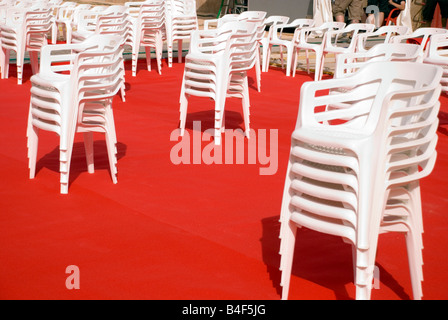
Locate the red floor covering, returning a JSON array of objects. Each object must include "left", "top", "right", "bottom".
[{"left": 0, "top": 58, "right": 447, "bottom": 300}]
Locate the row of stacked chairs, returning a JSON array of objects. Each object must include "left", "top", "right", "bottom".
[
  {"left": 265, "top": 19, "right": 448, "bottom": 301},
  {"left": 0, "top": 0, "right": 198, "bottom": 84},
  {"left": 0, "top": 0, "right": 199, "bottom": 195},
  {"left": 177, "top": 12, "right": 448, "bottom": 300},
  {"left": 1, "top": 0, "right": 448, "bottom": 300}
]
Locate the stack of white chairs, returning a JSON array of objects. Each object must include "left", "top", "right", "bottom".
[
  {"left": 290, "top": 21, "right": 345, "bottom": 80},
  {"left": 45, "top": 0, "right": 63, "bottom": 44},
  {"left": 263, "top": 18, "right": 314, "bottom": 76},
  {"left": 203, "top": 11, "right": 266, "bottom": 92},
  {"left": 125, "top": 0, "right": 151, "bottom": 77},
  {"left": 1, "top": 5, "right": 53, "bottom": 84},
  {"left": 54, "top": 2, "right": 91, "bottom": 44},
  {"left": 165, "top": 0, "right": 198, "bottom": 67},
  {"left": 356, "top": 25, "right": 409, "bottom": 53},
  {"left": 71, "top": 7, "right": 130, "bottom": 103},
  {"left": 70, "top": 5, "right": 128, "bottom": 44},
  {"left": 278, "top": 61, "right": 443, "bottom": 300},
  {"left": 260, "top": 16, "right": 289, "bottom": 73},
  {"left": 238, "top": 11, "right": 266, "bottom": 92},
  {"left": 316, "top": 23, "right": 375, "bottom": 81},
  {"left": 27, "top": 34, "right": 124, "bottom": 194},
  {"left": 179, "top": 21, "right": 258, "bottom": 145},
  {"left": 391, "top": 27, "right": 448, "bottom": 63},
  {"left": 132, "top": 1, "right": 166, "bottom": 76},
  {"left": 423, "top": 33, "right": 448, "bottom": 93}
]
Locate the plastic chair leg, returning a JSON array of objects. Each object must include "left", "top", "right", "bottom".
[
  {"left": 27, "top": 122, "right": 39, "bottom": 179},
  {"left": 29, "top": 51, "right": 39, "bottom": 75},
  {"left": 104, "top": 130, "right": 118, "bottom": 184},
  {"left": 405, "top": 229, "right": 423, "bottom": 300},
  {"left": 168, "top": 44, "right": 173, "bottom": 68},
  {"left": 242, "top": 76, "right": 251, "bottom": 137},
  {"left": 179, "top": 91, "right": 188, "bottom": 137},
  {"left": 286, "top": 45, "right": 293, "bottom": 77},
  {"left": 178, "top": 40, "right": 183, "bottom": 64},
  {"left": 262, "top": 45, "right": 271, "bottom": 72},
  {"left": 1, "top": 48, "right": 10, "bottom": 79},
  {"left": 261, "top": 43, "right": 268, "bottom": 72},
  {"left": 145, "top": 47, "right": 152, "bottom": 72},
  {"left": 83, "top": 131, "right": 95, "bottom": 174},
  {"left": 156, "top": 33, "right": 163, "bottom": 75},
  {"left": 255, "top": 51, "right": 261, "bottom": 92},
  {"left": 314, "top": 51, "right": 323, "bottom": 82},
  {"left": 279, "top": 220, "right": 297, "bottom": 300}
]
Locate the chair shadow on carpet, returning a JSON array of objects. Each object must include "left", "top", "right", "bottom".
[
  {"left": 34, "top": 140, "right": 127, "bottom": 188},
  {"left": 260, "top": 215, "right": 411, "bottom": 300},
  {"left": 438, "top": 111, "right": 448, "bottom": 136}
]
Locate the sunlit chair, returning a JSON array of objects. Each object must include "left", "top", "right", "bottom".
[
  {"left": 260, "top": 15, "right": 289, "bottom": 72},
  {"left": 264, "top": 18, "right": 314, "bottom": 76},
  {"left": 27, "top": 35, "right": 124, "bottom": 194},
  {"left": 165, "top": 0, "right": 198, "bottom": 67},
  {"left": 55, "top": 2, "right": 91, "bottom": 44},
  {"left": 423, "top": 33, "right": 448, "bottom": 92},
  {"left": 132, "top": 1, "right": 166, "bottom": 76},
  {"left": 391, "top": 27, "right": 448, "bottom": 62},
  {"left": 290, "top": 21, "right": 345, "bottom": 80},
  {"left": 179, "top": 21, "right": 258, "bottom": 145},
  {"left": 279, "top": 61, "right": 443, "bottom": 300},
  {"left": 1, "top": 6, "right": 53, "bottom": 84},
  {"left": 317, "top": 23, "right": 375, "bottom": 80},
  {"left": 356, "top": 25, "right": 409, "bottom": 52}
]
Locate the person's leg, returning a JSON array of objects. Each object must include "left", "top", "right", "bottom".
[
  {"left": 333, "top": 0, "right": 352, "bottom": 22},
  {"left": 348, "top": 0, "right": 364, "bottom": 23},
  {"left": 378, "top": 0, "right": 391, "bottom": 25},
  {"left": 422, "top": 0, "right": 438, "bottom": 27},
  {"left": 438, "top": 0, "right": 448, "bottom": 28}
]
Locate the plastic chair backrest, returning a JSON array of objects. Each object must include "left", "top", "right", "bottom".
[
  {"left": 335, "top": 43, "right": 421, "bottom": 78},
  {"left": 425, "top": 33, "right": 448, "bottom": 60},
  {"left": 298, "top": 61, "right": 443, "bottom": 133},
  {"left": 226, "top": 21, "right": 258, "bottom": 73}
]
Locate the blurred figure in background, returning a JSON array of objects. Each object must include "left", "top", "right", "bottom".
[
  {"left": 422, "top": 0, "right": 448, "bottom": 28},
  {"left": 333, "top": 0, "right": 364, "bottom": 23}
]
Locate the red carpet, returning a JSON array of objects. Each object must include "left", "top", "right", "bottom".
[{"left": 0, "top": 57, "right": 447, "bottom": 300}]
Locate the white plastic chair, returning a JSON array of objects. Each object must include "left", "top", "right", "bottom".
[
  {"left": 290, "top": 21, "right": 345, "bottom": 80},
  {"left": 165, "top": 0, "right": 198, "bottom": 67},
  {"left": 391, "top": 27, "right": 448, "bottom": 62},
  {"left": 1, "top": 7, "right": 53, "bottom": 84},
  {"left": 179, "top": 21, "right": 258, "bottom": 145},
  {"left": 125, "top": 0, "right": 152, "bottom": 77},
  {"left": 70, "top": 6, "right": 128, "bottom": 43},
  {"left": 423, "top": 33, "right": 448, "bottom": 92},
  {"left": 202, "top": 11, "right": 265, "bottom": 92},
  {"left": 264, "top": 18, "right": 314, "bottom": 76},
  {"left": 55, "top": 2, "right": 91, "bottom": 44},
  {"left": 132, "top": 1, "right": 166, "bottom": 76},
  {"left": 357, "top": 25, "right": 409, "bottom": 53},
  {"left": 260, "top": 16, "right": 289, "bottom": 72},
  {"left": 27, "top": 34, "right": 124, "bottom": 194},
  {"left": 278, "top": 61, "right": 443, "bottom": 300},
  {"left": 317, "top": 23, "right": 375, "bottom": 80}
]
